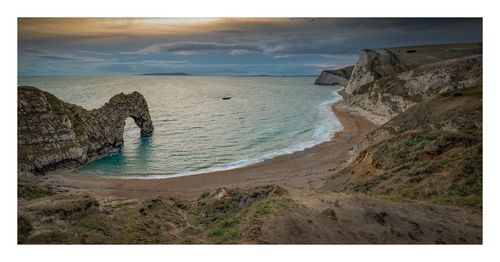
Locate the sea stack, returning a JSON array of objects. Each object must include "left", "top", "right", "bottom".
[
  {"left": 314, "top": 65, "right": 354, "bottom": 86},
  {"left": 18, "top": 86, "right": 154, "bottom": 173}
]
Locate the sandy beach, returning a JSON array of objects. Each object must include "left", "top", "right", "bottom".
[{"left": 39, "top": 102, "right": 377, "bottom": 200}]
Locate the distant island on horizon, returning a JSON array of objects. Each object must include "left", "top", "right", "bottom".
[
  {"left": 137, "top": 73, "right": 317, "bottom": 77},
  {"left": 19, "top": 73, "right": 319, "bottom": 78},
  {"left": 139, "top": 72, "right": 192, "bottom": 76}
]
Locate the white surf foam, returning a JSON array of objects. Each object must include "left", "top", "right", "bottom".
[{"left": 115, "top": 87, "right": 345, "bottom": 180}]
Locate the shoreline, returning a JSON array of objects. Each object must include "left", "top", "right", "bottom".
[
  {"left": 93, "top": 91, "right": 344, "bottom": 180},
  {"left": 41, "top": 101, "right": 377, "bottom": 200}
]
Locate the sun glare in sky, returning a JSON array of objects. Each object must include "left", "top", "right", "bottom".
[{"left": 140, "top": 18, "right": 219, "bottom": 24}]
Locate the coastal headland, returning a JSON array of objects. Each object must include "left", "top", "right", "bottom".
[{"left": 18, "top": 43, "right": 483, "bottom": 244}]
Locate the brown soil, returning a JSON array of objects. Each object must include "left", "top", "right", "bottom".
[
  {"left": 261, "top": 189, "right": 482, "bottom": 244},
  {"left": 18, "top": 184, "right": 482, "bottom": 244}
]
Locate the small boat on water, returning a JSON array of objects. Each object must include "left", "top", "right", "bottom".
[{"left": 222, "top": 96, "right": 231, "bottom": 100}]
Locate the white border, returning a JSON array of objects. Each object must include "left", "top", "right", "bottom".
[{"left": 2, "top": 0, "right": 499, "bottom": 261}]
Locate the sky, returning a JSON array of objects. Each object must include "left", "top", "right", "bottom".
[{"left": 18, "top": 18, "right": 482, "bottom": 76}]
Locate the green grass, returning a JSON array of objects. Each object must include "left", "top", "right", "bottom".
[
  {"left": 45, "top": 94, "right": 63, "bottom": 114},
  {"left": 18, "top": 215, "right": 33, "bottom": 243},
  {"left": 76, "top": 213, "right": 111, "bottom": 234},
  {"left": 405, "top": 134, "right": 425, "bottom": 146},
  {"left": 440, "top": 158, "right": 455, "bottom": 167},
  {"left": 249, "top": 197, "right": 295, "bottom": 217},
  {"left": 453, "top": 90, "right": 482, "bottom": 98},
  {"left": 438, "top": 195, "right": 482, "bottom": 208},
  {"left": 207, "top": 217, "right": 241, "bottom": 244},
  {"left": 116, "top": 225, "right": 144, "bottom": 242},
  {"left": 18, "top": 182, "right": 55, "bottom": 200},
  {"left": 253, "top": 201, "right": 273, "bottom": 215},
  {"left": 181, "top": 238, "right": 194, "bottom": 244}
]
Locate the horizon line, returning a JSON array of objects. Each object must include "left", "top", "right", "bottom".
[{"left": 18, "top": 73, "right": 320, "bottom": 77}]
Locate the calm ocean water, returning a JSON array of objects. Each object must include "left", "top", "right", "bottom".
[{"left": 18, "top": 76, "right": 343, "bottom": 178}]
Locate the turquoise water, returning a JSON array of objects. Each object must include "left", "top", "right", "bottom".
[{"left": 18, "top": 76, "right": 343, "bottom": 178}]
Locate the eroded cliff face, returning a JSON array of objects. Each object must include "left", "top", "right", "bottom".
[
  {"left": 18, "top": 86, "right": 154, "bottom": 173},
  {"left": 324, "top": 86, "right": 482, "bottom": 207},
  {"left": 344, "top": 43, "right": 482, "bottom": 124},
  {"left": 314, "top": 65, "right": 354, "bottom": 86},
  {"left": 322, "top": 43, "right": 483, "bottom": 208}
]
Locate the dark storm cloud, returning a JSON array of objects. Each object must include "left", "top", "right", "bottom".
[{"left": 122, "top": 18, "right": 482, "bottom": 57}]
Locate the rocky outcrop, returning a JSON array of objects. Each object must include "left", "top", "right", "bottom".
[
  {"left": 314, "top": 65, "right": 354, "bottom": 86},
  {"left": 346, "top": 43, "right": 482, "bottom": 94},
  {"left": 345, "top": 48, "right": 408, "bottom": 94},
  {"left": 18, "top": 86, "right": 154, "bottom": 173},
  {"left": 347, "top": 55, "right": 482, "bottom": 124},
  {"left": 343, "top": 43, "right": 482, "bottom": 124}
]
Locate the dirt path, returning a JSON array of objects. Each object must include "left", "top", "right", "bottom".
[{"left": 257, "top": 188, "right": 482, "bottom": 244}]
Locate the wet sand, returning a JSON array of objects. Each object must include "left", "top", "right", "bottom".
[{"left": 41, "top": 102, "right": 377, "bottom": 200}]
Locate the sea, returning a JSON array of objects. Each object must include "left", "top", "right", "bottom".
[{"left": 18, "top": 76, "right": 343, "bottom": 178}]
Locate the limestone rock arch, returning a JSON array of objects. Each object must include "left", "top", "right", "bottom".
[{"left": 18, "top": 86, "right": 154, "bottom": 173}]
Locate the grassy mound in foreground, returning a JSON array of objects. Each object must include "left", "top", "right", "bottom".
[{"left": 18, "top": 185, "right": 295, "bottom": 244}]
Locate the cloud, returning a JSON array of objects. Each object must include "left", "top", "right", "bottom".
[
  {"left": 122, "top": 41, "right": 264, "bottom": 55},
  {"left": 121, "top": 37, "right": 357, "bottom": 57},
  {"left": 302, "top": 63, "right": 350, "bottom": 69},
  {"left": 103, "top": 60, "right": 190, "bottom": 66},
  {"left": 213, "top": 29, "right": 246, "bottom": 34},
  {"left": 77, "top": 50, "right": 112, "bottom": 56},
  {"left": 230, "top": 49, "right": 252, "bottom": 55},
  {"left": 117, "top": 18, "right": 481, "bottom": 58},
  {"left": 95, "top": 60, "right": 191, "bottom": 74},
  {"left": 23, "top": 49, "right": 45, "bottom": 54},
  {"left": 22, "top": 49, "right": 107, "bottom": 62},
  {"left": 120, "top": 37, "right": 347, "bottom": 56},
  {"left": 33, "top": 55, "right": 81, "bottom": 61},
  {"left": 18, "top": 18, "right": 482, "bottom": 75}
]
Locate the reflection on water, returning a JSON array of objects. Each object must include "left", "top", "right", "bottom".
[
  {"left": 137, "top": 135, "right": 152, "bottom": 156},
  {"left": 135, "top": 135, "right": 153, "bottom": 170}
]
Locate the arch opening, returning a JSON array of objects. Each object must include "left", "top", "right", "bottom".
[{"left": 123, "top": 117, "right": 142, "bottom": 145}]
